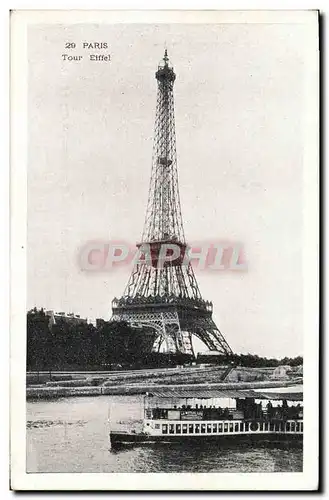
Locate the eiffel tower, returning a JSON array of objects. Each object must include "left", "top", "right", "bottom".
[{"left": 112, "top": 50, "right": 232, "bottom": 357}]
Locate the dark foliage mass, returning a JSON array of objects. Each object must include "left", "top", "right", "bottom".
[
  {"left": 196, "top": 353, "right": 303, "bottom": 368},
  {"left": 27, "top": 308, "right": 302, "bottom": 371},
  {"left": 26, "top": 308, "right": 190, "bottom": 370}
]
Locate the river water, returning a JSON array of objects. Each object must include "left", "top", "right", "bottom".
[{"left": 26, "top": 395, "right": 302, "bottom": 473}]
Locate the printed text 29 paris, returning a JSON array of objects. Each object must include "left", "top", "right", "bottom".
[{"left": 65, "top": 42, "right": 108, "bottom": 49}]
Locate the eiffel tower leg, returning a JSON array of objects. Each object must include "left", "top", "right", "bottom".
[
  {"left": 152, "top": 335, "right": 163, "bottom": 352},
  {"left": 179, "top": 330, "right": 194, "bottom": 357},
  {"left": 163, "top": 312, "right": 196, "bottom": 356},
  {"left": 147, "top": 312, "right": 195, "bottom": 356},
  {"left": 163, "top": 323, "right": 178, "bottom": 353},
  {"left": 161, "top": 312, "right": 181, "bottom": 354},
  {"left": 192, "top": 317, "right": 232, "bottom": 355}
]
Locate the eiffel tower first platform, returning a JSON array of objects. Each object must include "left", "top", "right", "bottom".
[{"left": 112, "top": 51, "right": 232, "bottom": 357}]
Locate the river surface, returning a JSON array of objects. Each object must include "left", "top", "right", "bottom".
[{"left": 26, "top": 394, "right": 303, "bottom": 473}]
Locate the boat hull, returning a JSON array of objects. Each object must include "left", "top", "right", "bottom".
[{"left": 110, "top": 431, "right": 303, "bottom": 449}]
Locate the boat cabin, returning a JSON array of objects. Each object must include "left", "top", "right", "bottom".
[
  {"left": 109, "top": 388, "right": 303, "bottom": 441},
  {"left": 141, "top": 388, "right": 303, "bottom": 437}
]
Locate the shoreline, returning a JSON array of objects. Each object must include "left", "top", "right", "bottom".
[{"left": 26, "top": 378, "right": 302, "bottom": 400}]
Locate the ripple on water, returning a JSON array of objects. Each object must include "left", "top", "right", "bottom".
[{"left": 27, "top": 420, "right": 87, "bottom": 429}]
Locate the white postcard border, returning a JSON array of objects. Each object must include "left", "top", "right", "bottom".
[{"left": 10, "top": 8, "right": 319, "bottom": 491}]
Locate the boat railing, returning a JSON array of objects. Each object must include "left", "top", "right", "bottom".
[
  {"left": 144, "top": 419, "right": 303, "bottom": 436},
  {"left": 146, "top": 408, "right": 303, "bottom": 422}
]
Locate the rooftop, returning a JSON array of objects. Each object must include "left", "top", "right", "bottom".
[{"left": 146, "top": 388, "right": 303, "bottom": 401}]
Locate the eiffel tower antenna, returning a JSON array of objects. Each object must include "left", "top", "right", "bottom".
[{"left": 112, "top": 51, "right": 232, "bottom": 357}]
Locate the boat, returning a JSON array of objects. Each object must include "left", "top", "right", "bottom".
[{"left": 109, "top": 388, "right": 303, "bottom": 448}]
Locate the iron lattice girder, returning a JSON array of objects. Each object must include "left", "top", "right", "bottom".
[
  {"left": 142, "top": 57, "right": 184, "bottom": 243},
  {"left": 112, "top": 297, "right": 233, "bottom": 356},
  {"left": 124, "top": 260, "right": 203, "bottom": 301},
  {"left": 112, "top": 307, "right": 190, "bottom": 355},
  {"left": 111, "top": 51, "right": 232, "bottom": 356}
]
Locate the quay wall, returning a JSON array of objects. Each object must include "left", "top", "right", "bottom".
[{"left": 26, "top": 378, "right": 302, "bottom": 400}]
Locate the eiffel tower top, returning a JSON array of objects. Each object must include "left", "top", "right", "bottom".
[
  {"left": 141, "top": 49, "right": 184, "bottom": 244},
  {"left": 155, "top": 49, "right": 176, "bottom": 84}
]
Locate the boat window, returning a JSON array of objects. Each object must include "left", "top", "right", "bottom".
[
  {"left": 269, "top": 423, "right": 274, "bottom": 431},
  {"left": 162, "top": 424, "right": 168, "bottom": 434},
  {"left": 155, "top": 423, "right": 160, "bottom": 429},
  {"left": 169, "top": 424, "right": 175, "bottom": 434},
  {"left": 240, "top": 422, "right": 244, "bottom": 432},
  {"left": 259, "top": 422, "right": 263, "bottom": 432},
  {"left": 218, "top": 423, "right": 223, "bottom": 433},
  {"left": 265, "top": 422, "right": 269, "bottom": 431},
  {"left": 244, "top": 422, "right": 249, "bottom": 432},
  {"left": 234, "top": 423, "right": 239, "bottom": 432},
  {"left": 213, "top": 423, "right": 217, "bottom": 433},
  {"left": 224, "top": 423, "right": 228, "bottom": 433},
  {"left": 291, "top": 422, "right": 295, "bottom": 432},
  {"left": 229, "top": 423, "right": 234, "bottom": 432},
  {"left": 274, "top": 423, "right": 280, "bottom": 432},
  {"left": 188, "top": 424, "right": 194, "bottom": 434},
  {"left": 207, "top": 424, "right": 212, "bottom": 433},
  {"left": 301, "top": 422, "right": 303, "bottom": 432},
  {"left": 201, "top": 424, "right": 206, "bottom": 434},
  {"left": 195, "top": 424, "right": 200, "bottom": 434},
  {"left": 296, "top": 423, "right": 300, "bottom": 432},
  {"left": 182, "top": 424, "right": 187, "bottom": 434},
  {"left": 176, "top": 424, "right": 181, "bottom": 434}
]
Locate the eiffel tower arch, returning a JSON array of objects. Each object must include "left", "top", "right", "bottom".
[{"left": 111, "top": 51, "right": 232, "bottom": 357}]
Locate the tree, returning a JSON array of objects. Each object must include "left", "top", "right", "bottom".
[{"left": 27, "top": 308, "right": 51, "bottom": 370}]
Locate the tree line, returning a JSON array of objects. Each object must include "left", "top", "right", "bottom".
[
  {"left": 27, "top": 308, "right": 302, "bottom": 371},
  {"left": 196, "top": 352, "right": 303, "bottom": 368}
]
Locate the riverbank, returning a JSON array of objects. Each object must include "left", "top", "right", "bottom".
[{"left": 26, "top": 378, "right": 302, "bottom": 400}]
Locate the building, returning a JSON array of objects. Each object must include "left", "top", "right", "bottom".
[{"left": 45, "top": 310, "right": 88, "bottom": 327}]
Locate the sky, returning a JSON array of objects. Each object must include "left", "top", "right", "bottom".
[{"left": 27, "top": 21, "right": 308, "bottom": 357}]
